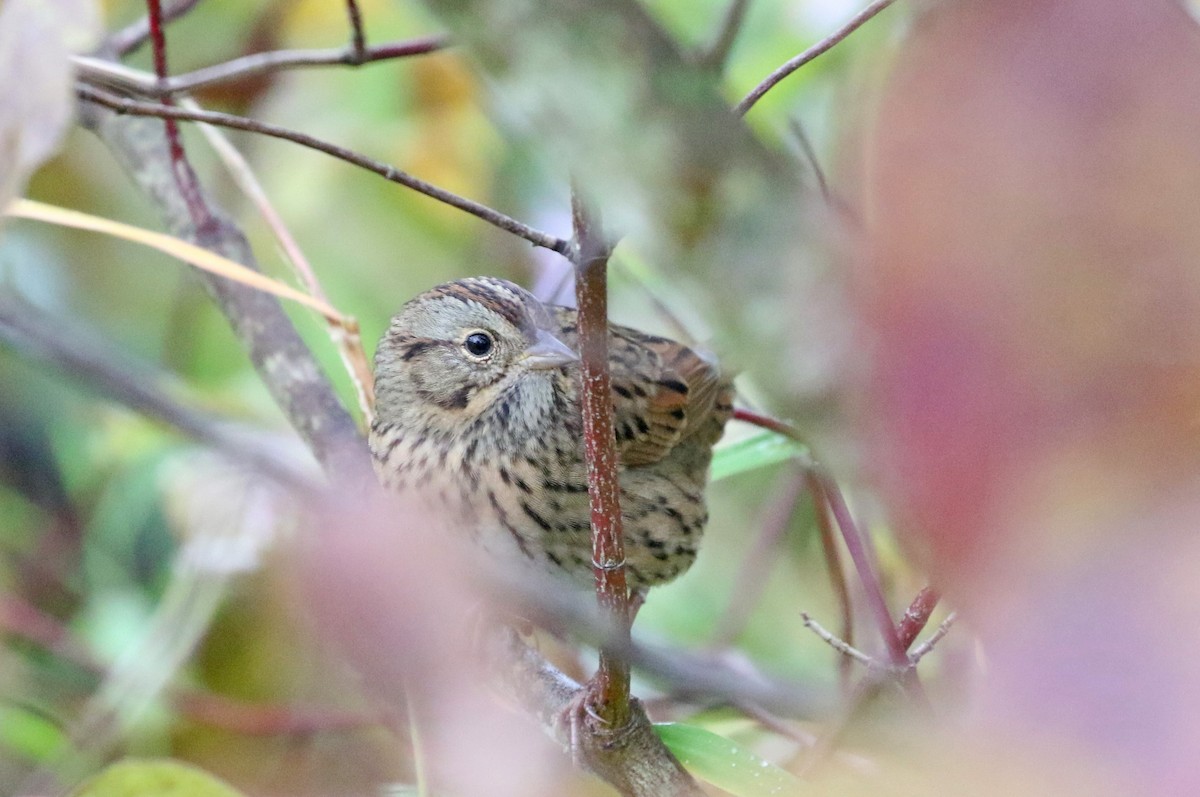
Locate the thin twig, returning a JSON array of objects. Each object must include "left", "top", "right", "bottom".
[
  {"left": 187, "top": 98, "right": 375, "bottom": 421},
  {"left": 735, "top": 702, "right": 818, "bottom": 747},
  {"left": 78, "top": 102, "right": 366, "bottom": 472},
  {"left": 109, "top": 0, "right": 204, "bottom": 57},
  {"left": 730, "top": 408, "right": 907, "bottom": 667},
  {"left": 735, "top": 0, "right": 898, "bottom": 116},
  {"left": 187, "top": 101, "right": 326, "bottom": 300},
  {"left": 77, "top": 35, "right": 450, "bottom": 97},
  {"left": 76, "top": 85, "right": 570, "bottom": 254},
  {"left": 786, "top": 118, "right": 864, "bottom": 229},
  {"left": 909, "top": 612, "right": 957, "bottom": 664},
  {"left": 710, "top": 465, "right": 806, "bottom": 648},
  {"left": 801, "top": 613, "right": 872, "bottom": 666},
  {"left": 806, "top": 468, "right": 854, "bottom": 685},
  {"left": 570, "top": 191, "right": 631, "bottom": 730},
  {"left": 486, "top": 567, "right": 829, "bottom": 721},
  {"left": 145, "top": 0, "right": 211, "bottom": 231},
  {"left": 730, "top": 406, "right": 806, "bottom": 443},
  {"left": 794, "top": 586, "right": 952, "bottom": 774},
  {"left": 344, "top": 0, "right": 368, "bottom": 62},
  {"left": 788, "top": 118, "right": 831, "bottom": 203},
  {"left": 811, "top": 471, "right": 908, "bottom": 667},
  {"left": 700, "top": 0, "right": 751, "bottom": 72}
]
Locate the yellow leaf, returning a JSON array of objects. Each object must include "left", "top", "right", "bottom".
[{"left": 70, "top": 758, "right": 248, "bottom": 797}]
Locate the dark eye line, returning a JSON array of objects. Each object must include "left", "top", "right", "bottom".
[{"left": 400, "top": 338, "right": 454, "bottom": 361}]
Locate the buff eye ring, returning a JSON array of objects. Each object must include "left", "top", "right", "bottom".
[{"left": 464, "top": 331, "right": 494, "bottom": 357}]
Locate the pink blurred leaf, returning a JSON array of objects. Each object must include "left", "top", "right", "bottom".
[
  {"left": 854, "top": 1, "right": 1200, "bottom": 791},
  {"left": 858, "top": 0, "right": 1200, "bottom": 590}
]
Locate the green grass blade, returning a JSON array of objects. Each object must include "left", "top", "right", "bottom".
[
  {"left": 655, "top": 722, "right": 805, "bottom": 796},
  {"left": 711, "top": 430, "right": 807, "bottom": 482}
]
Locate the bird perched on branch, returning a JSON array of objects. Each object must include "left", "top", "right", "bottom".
[{"left": 369, "top": 276, "right": 734, "bottom": 589}]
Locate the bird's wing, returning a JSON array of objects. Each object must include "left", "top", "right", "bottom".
[{"left": 550, "top": 306, "right": 732, "bottom": 468}]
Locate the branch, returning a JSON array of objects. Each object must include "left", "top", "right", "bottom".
[
  {"left": 0, "top": 294, "right": 314, "bottom": 490},
  {"left": 570, "top": 193, "right": 631, "bottom": 729},
  {"left": 108, "top": 0, "right": 204, "bottom": 57},
  {"left": 77, "top": 35, "right": 451, "bottom": 97},
  {"left": 344, "top": 0, "right": 368, "bottom": 61},
  {"left": 806, "top": 468, "right": 855, "bottom": 684},
  {"left": 811, "top": 468, "right": 908, "bottom": 667},
  {"left": 896, "top": 585, "right": 941, "bottom": 650},
  {"left": 76, "top": 98, "right": 366, "bottom": 474},
  {"left": 908, "top": 612, "right": 957, "bottom": 664},
  {"left": 485, "top": 626, "right": 701, "bottom": 797},
  {"left": 76, "top": 85, "right": 569, "bottom": 254},
  {"left": 709, "top": 465, "right": 806, "bottom": 648},
  {"left": 699, "top": 0, "right": 751, "bottom": 72},
  {"left": 487, "top": 568, "right": 828, "bottom": 720},
  {"left": 801, "top": 612, "right": 872, "bottom": 666},
  {"left": 735, "top": 0, "right": 898, "bottom": 116},
  {"left": 788, "top": 117, "right": 831, "bottom": 204},
  {"left": 145, "top": 0, "right": 211, "bottom": 230},
  {"left": 731, "top": 408, "right": 907, "bottom": 667}
]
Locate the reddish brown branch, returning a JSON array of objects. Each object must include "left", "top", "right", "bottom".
[
  {"left": 710, "top": 465, "right": 806, "bottom": 648},
  {"left": 570, "top": 193, "right": 630, "bottom": 729},
  {"left": 110, "top": 0, "right": 204, "bottom": 57},
  {"left": 144, "top": 0, "right": 212, "bottom": 233},
  {"left": 796, "top": 586, "right": 948, "bottom": 773},
  {"left": 811, "top": 471, "right": 907, "bottom": 667},
  {"left": 76, "top": 85, "right": 569, "bottom": 254},
  {"left": 806, "top": 469, "right": 854, "bottom": 684},
  {"left": 730, "top": 406, "right": 799, "bottom": 439},
  {"left": 735, "top": 0, "right": 898, "bottom": 116},
  {"left": 731, "top": 408, "right": 906, "bottom": 667},
  {"left": 896, "top": 586, "right": 941, "bottom": 650}
]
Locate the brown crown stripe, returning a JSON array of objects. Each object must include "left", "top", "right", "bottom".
[{"left": 425, "top": 278, "right": 531, "bottom": 333}]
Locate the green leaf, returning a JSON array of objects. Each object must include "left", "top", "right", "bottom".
[
  {"left": 711, "top": 430, "right": 807, "bottom": 482},
  {"left": 69, "top": 759, "right": 248, "bottom": 797},
  {"left": 654, "top": 723, "right": 805, "bottom": 796},
  {"left": 0, "top": 703, "right": 65, "bottom": 760}
]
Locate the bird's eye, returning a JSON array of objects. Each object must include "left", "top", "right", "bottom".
[{"left": 463, "top": 331, "right": 493, "bottom": 357}]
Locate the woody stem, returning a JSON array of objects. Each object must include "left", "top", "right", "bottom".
[{"left": 570, "top": 191, "right": 631, "bottom": 728}]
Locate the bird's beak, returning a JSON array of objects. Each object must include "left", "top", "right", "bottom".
[{"left": 522, "top": 329, "right": 579, "bottom": 370}]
